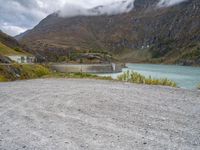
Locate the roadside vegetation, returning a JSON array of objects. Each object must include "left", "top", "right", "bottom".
[
  {"left": 198, "top": 84, "right": 200, "bottom": 89},
  {"left": 45, "top": 72, "right": 113, "bottom": 80},
  {"left": 0, "top": 64, "right": 177, "bottom": 88},
  {"left": 0, "top": 75, "right": 7, "bottom": 82},
  {"left": 0, "top": 63, "right": 112, "bottom": 82},
  {"left": 117, "top": 71, "right": 177, "bottom": 87},
  {"left": 0, "top": 64, "right": 50, "bottom": 81},
  {"left": 0, "top": 42, "right": 28, "bottom": 56}
]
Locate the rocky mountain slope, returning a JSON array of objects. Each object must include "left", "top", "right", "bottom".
[
  {"left": 17, "top": 0, "right": 200, "bottom": 65},
  {"left": 0, "top": 30, "right": 20, "bottom": 49}
]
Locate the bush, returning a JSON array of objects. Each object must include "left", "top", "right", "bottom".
[
  {"left": 0, "top": 64, "right": 51, "bottom": 81},
  {"left": 117, "top": 71, "right": 177, "bottom": 87},
  {"left": 14, "top": 47, "right": 23, "bottom": 52},
  {"left": 47, "top": 72, "right": 113, "bottom": 80},
  {"left": 0, "top": 75, "right": 7, "bottom": 82},
  {"left": 198, "top": 84, "right": 200, "bottom": 89},
  {"left": 0, "top": 63, "right": 114, "bottom": 82},
  {"left": 34, "top": 65, "right": 51, "bottom": 77}
]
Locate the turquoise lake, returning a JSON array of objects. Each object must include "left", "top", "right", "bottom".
[{"left": 98, "top": 63, "right": 200, "bottom": 89}]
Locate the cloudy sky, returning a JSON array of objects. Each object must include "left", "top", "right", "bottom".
[{"left": 0, "top": 0, "right": 188, "bottom": 36}]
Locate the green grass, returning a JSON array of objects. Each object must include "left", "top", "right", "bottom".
[
  {"left": 19, "top": 64, "right": 51, "bottom": 78},
  {"left": 0, "top": 75, "right": 7, "bottom": 82},
  {"left": 117, "top": 71, "right": 177, "bottom": 87},
  {"left": 0, "top": 42, "right": 20, "bottom": 55},
  {"left": 45, "top": 72, "right": 113, "bottom": 80},
  {"left": 0, "top": 64, "right": 177, "bottom": 88},
  {"left": 0, "top": 64, "right": 112, "bottom": 82},
  {"left": 198, "top": 84, "right": 200, "bottom": 89},
  {"left": 0, "top": 64, "right": 51, "bottom": 81},
  {"left": 0, "top": 42, "right": 30, "bottom": 56}
]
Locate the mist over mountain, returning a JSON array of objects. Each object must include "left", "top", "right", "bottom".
[
  {"left": 157, "top": 0, "right": 188, "bottom": 7},
  {"left": 56, "top": 0, "right": 190, "bottom": 18},
  {"left": 58, "top": 0, "right": 134, "bottom": 17},
  {"left": 17, "top": 0, "right": 200, "bottom": 65},
  {"left": 0, "top": 0, "right": 191, "bottom": 36}
]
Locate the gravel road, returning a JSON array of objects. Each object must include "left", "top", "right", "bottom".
[{"left": 0, "top": 79, "right": 200, "bottom": 150}]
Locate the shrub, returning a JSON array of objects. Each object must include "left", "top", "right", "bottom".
[
  {"left": 47, "top": 72, "right": 112, "bottom": 80},
  {"left": 14, "top": 47, "right": 23, "bottom": 52},
  {"left": 117, "top": 71, "right": 177, "bottom": 87},
  {"left": 198, "top": 84, "right": 200, "bottom": 89},
  {"left": 0, "top": 75, "right": 7, "bottom": 82},
  {"left": 34, "top": 65, "right": 51, "bottom": 77},
  {"left": 1, "top": 64, "right": 51, "bottom": 81}
]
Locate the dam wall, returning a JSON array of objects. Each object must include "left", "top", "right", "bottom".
[{"left": 51, "top": 64, "right": 123, "bottom": 73}]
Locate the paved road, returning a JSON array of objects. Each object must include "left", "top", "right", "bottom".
[{"left": 0, "top": 79, "right": 200, "bottom": 150}]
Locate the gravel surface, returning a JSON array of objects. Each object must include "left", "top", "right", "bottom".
[{"left": 0, "top": 79, "right": 200, "bottom": 150}]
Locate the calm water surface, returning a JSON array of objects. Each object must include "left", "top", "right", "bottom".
[{"left": 98, "top": 63, "right": 200, "bottom": 89}]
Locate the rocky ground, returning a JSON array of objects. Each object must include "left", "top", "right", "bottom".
[{"left": 0, "top": 79, "right": 200, "bottom": 150}]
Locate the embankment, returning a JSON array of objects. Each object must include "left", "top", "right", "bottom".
[{"left": 0, "top": 63, "right": 50, "bottom": 81}]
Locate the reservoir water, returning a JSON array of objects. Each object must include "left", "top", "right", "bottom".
[{"left": 98, "top": 63, "right": 200, "bottom": 89}]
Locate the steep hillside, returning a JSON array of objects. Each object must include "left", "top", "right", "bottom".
[
  {"left": 0, "top": 30, "right": 20, "bottom": 49},
  {"left": 18, "top": 0, "right": 200, "bottom": 65},
  {"left": 0, "top": 31, "right": 31, "bottom": 63},
  {"left": 0, "top": 42, "right": 26, "bottom": 56}
]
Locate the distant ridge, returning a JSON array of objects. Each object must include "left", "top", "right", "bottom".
[
  {"left": 15, "top": 30, "right": 30, "bottom": 41},
  {"left": 0, "top": 30, "right": 20, "bottom": 49}
]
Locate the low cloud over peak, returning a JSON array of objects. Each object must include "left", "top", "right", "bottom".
[
  {"left": 157, "top": 0, "right": 188, "bottom": 7},
  {"left": 58, "top": 0, "right": 134, "bottom": 17},
  {"left": 0, "top": 0, "right": 190, "bottom": 36}
]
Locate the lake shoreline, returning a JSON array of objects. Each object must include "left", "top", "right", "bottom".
[{"left": 98, "top": 63, "right": 200, "bottom": 89}]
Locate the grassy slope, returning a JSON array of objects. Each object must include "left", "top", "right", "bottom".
[
  {"left": 0, "top": 42, "right": 29, "bottom": 56},
  {"left": 115, "top": 49, "right": 152, "bottom": 63},
  {"left": 198, "top": 84, "right": 200, "bottom": 89},
  {"left": 163, "top": 42, "right": 200, "bottom": 66},
  {"left": 0, "top": 64, "right": 112, "bottom": 82},
  {"left": 0, "top": 42, "right": 21, "bottom": 55},
  {"left": 0, "top": 64, "right": 50, "bottom": 81}
]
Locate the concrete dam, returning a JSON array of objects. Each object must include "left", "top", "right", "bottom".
[{"left": 51, "top": 63, "right": 123, "bottom": 73}]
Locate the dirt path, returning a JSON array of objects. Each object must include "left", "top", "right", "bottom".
[{"left": 0, "top": 79, "right": 200, "bottom": 150}]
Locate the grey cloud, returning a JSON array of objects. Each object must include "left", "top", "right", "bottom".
[{"left": 0, "top": 0, "right": 62, "bottom": 36}]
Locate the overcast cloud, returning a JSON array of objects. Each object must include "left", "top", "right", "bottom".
[
  {"left": 59, "top": 0, "right": 134, "bottom": 17},
  {"left": 0, "top": 0, "right": 189, "bottom": 36}
]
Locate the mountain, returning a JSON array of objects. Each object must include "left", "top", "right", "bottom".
[
  {"left": 0, "top": 30, "right": 20, "bottom": 49},
  {"left": 15, "top": 30, "right": 31, "bottom": 41},
  {"left": 17, "top": 0, "right": 200, "bottom": 65}
]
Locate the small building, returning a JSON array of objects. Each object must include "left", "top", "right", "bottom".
[{"left": 7, "top": 55, "right": 35, "bottom": 64}]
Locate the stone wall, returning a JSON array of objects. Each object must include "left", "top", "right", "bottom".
[
  {"left": 51, "top": 64, "right": 123, "bottom": 73},
  {"left": 7, "top": 55, "right": 35, "bottom": 64}
]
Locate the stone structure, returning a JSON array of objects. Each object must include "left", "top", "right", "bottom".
[
  {"left": 7, "top": 55, "right": 35, "bottom": 64},
  {"left": 51, "top": 63, "right": 123, "bottom": 73}
]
